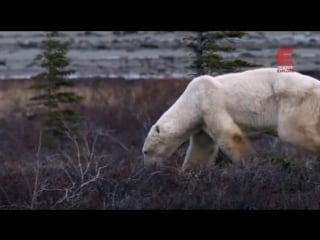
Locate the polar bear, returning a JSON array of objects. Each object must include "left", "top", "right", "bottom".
[{"left": 142, "top": 68, "right": 320, "bottom": 170}]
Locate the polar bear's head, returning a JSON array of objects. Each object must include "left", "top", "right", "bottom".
[{"left": 142, "top": 123, "right": 183, "bottom": 167}]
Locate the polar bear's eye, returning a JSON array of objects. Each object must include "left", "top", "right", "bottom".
[
  {"left": 144, "top": 150, "right": 153, "bottom": 155},
  {"left": 156, "top": 125, "right": 160, "bottom": 134}
]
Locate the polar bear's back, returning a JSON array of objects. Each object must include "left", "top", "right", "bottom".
[
  {"left": 212, "top": 68, "right": 320, "bottom": 93},
  {"left": 272, "top": 69, "right": 320, "bottom": 94},
  {"left": 198, "top": 68, "right": 320, "bottom": 132},
  {"left": 199, "top": 68, "right": 320, "bottom": 102}
]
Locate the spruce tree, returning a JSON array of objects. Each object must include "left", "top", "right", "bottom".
[
  {"left": 186, "top": 31, "right": 260, "bottom": 76},
  {"left": 28, "top": 31, "right": 83, "bottom": 142}
]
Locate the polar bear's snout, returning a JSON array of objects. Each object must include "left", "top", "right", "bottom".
[
  {"left": 142, "top": 144, "right": 155, "bottom": 166},
  {"left": 142, "top": 148, "right": 162, "bottom": 167},
  {"left": 142, "top": 133, "right": 172, "bottom": 167}
]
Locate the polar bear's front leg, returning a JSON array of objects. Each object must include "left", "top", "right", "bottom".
[
  {"left": 203, "top": 111, "right": 255, "bottom": 163},
  {"left": 182, "top": 130, "right": 219, "bottom": 171}
]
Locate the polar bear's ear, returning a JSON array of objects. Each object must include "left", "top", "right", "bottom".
[{"left": 155, "top": 125, "right": 160, "bottom": 134}]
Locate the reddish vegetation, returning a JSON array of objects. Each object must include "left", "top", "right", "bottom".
[{"left": 0, "top": 77, "right": 320, "bottom": 209}]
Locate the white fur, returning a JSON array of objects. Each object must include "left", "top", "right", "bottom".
[{"left": 142, "top": 68, "right": 320, "bottom": 170}]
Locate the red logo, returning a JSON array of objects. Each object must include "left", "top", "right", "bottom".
[{"left": 277, "top": 48, "right": 294, "bottom": 72}]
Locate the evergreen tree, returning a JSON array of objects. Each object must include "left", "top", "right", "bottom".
[
  {"left": 28, "top": 31, "right": 83, "bottom": 142},
  {"left": 186, "top": 31, "right": 260, "bottom": 76}
]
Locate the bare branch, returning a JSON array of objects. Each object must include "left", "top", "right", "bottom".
[
  {"left": 30, "top": 130, "right": 43, "bottom": 209},
  {"left": 97, "top": 129, "right": 129, "bottom": 152}
]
